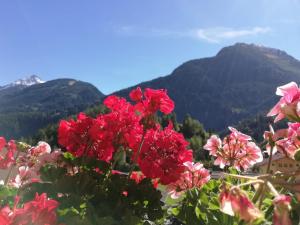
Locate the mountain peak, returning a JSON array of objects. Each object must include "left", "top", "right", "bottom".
[
  {"left": 0, "top": 75, "right": 45, "bottom": 90},
  {"left": 218, "top": 42, "right": 293, "bottom": 59},
  {"left": 13, "top": 75, "right": 45, "bottom": 86}
]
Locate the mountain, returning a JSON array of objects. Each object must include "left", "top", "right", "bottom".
[
  {"left": 114, "top": 43, "right": 300, "bottom": 131},
  {"left": 0, "top": 78, "right": 104, "bottom": 139},
  {"left": 0, "top": 75, "right": 45, "bottom": 98},
  {"left": 0, "top": 75, "right": 44, "bottom": 91}
]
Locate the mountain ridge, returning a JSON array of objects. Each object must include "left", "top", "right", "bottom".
[
  {"left": 0, "top": 78, "right": 104, "bottom": 139},
  {"left": 113, "top": 43, "right": 300, "bottom": 131}
]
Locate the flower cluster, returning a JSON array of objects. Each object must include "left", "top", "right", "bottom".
[
  {"left": 204, "top": 127, "right": 263, "bottom": 170},
  {"left": 9, "top": 142, "right": 61, "bottom": 188},
  {"left": 0, "top": 137, "right": 16, "bottom": 169},
  {"left": 167, "top": 162, "right": 210, "bottom": 199},
  {"left": 132, "top": 123, "right": 193, "bottom": 185},
  {"left": 58, "top": 87, "right": 194, "bottom": 185},
  {"left": 58, "top": 88, "right": 174, "bottom": 162},
  {"left": 274, "top": 122, "right": 300, "bottom": 158},
  {"left": 0, "top": 193, "right": 59, "bottom": 225},
  {"left": 268, "top": 82, "right": 300, "bottom": 122}
]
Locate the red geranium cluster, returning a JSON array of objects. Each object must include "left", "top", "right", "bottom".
[
  {"left": 58, "top": 87, "right": 174, "bottom": 162},
  {"left": 0, "top": 193, "right": 59, "bottom": 225},
  {"left": 134, "top": 123, "right": 193, "bottom": 185},
  {"left": 58, "top": 87, "right": 195, "bottom": 185}
]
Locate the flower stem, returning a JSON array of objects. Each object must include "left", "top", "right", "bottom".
[
  {"left": 267, "top": 181, "right": 280, "bottom": 197},
  {"left": 222, "top": 173, "right": 258, "bottom": 180},
  {"left": 232, "top": 180, "right": 264, "bottom": 190},
  {"left": 128, "top": 134, "right": 145, "bottom": 179},
  {"left": 266, "top": 146, "right": 274, "bottom": 173}
]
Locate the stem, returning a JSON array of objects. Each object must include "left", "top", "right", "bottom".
[
  {"left": 128, "top": 134, "right": 145, "bottom": 178},
  {"left": 266, "top": 146, "right": 274, "bottom": 173},
  {"left": 252, "top": 183, "right": 263, "bottom": 203},
  {"left": 257, "top": 145, "right": 274, "bottom": 208},
  {"left": 267, "top": 181, "right": 280, "bottom": 197},
  {"left": 232, "top": 180, "right": 264, "bottom": 190},
  {"left": 222, "top": 173, "right": 258, "bottom": 180},
  {"left": 258, "top": 184, "right": 265, "bottom": 208}
]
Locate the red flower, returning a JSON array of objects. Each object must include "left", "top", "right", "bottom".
[
  {"left": 0, "top": 206, "right": 12, "bottom": 224},
  {"left": 0, "top": 137, "right": 16, "bottom": 169},
  {"left": 129, "top": 87, "right": 143, "bottom": 102},
  {"left": 0, "top": 193, "right": 59, "bottom": 225},
  {"left": 143, "top": 88, "right": 174, "bottom": 115},
  {"left": 130, "top": 87, "right": 174, "bottom": 116},
  {"left": 14, "top": 193, "right": 58, "bottom": 225},
  {"left": 103, "top": 95, "right": 129, "bottom": 111},
  {"left": 97, "top": 96, "right": 143, "bottom": 150},
  {"left": 58, "top": 113, "right": 115, "bottom": 162},
  {"left": 130, "top": 171, "right": 146, "bottom": 184},
  {"left": 135, "top": 124, "right": 193, "bottom": 185}
]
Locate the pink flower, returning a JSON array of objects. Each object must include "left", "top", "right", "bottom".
[
  {"left": 10, "top": 166, "right": 39, "bottom": 188},
  {"left": 35, "top": 150, "right": 62, "bottom": 171},
  {"left": 28, "top": 141, "right": 51, "bottom": 157},
  {"left": 268, "top": 82, "right": 300, "bottom": 122},
  {"left": 203, "top": 135, "right": 221, "bottom": 156},
  {"left": 276, "top": 122, "right": 300, "bottom": 158},
  {"left": 263, "top": 125, "right": 287, "bottom": 155},
  {"left": 204, "top": 127, "right": 263, "bottom": 170},
  {"left": 273, "top": 195, "right": 292, "bottom": 225},
  {"left": 219, "top": 186, "right": 262, "bottom": 222},
  {"left": 167, "top": 162, "right": 210, "bottom": 199}
]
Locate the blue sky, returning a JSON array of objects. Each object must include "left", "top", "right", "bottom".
[{"left": 0, "top": 0, "right": 300, "bottom": 94}]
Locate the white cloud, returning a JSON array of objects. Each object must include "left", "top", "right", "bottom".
[
  {"left": 115, "top": 25, "right": 271, "bottom": 43},
  {"left": 194, "top": 27, "right": 271, "bottom": 43}
]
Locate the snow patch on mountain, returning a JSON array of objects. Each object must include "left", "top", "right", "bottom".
[{"left": 0, "top": 75, "right": 45, "bottom": 90}]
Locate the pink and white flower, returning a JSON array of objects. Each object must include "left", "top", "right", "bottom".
[
  {"left": 268, "top": 82, "right": 300, "bottom": 122},
  {"left": 167, "top": 162, "right": 210, "bottom": 199},
  {"left": 204, "top": 127, "right": 263, "bottom": 170},
  {"left": 275, "top": 122, "right": 300, "bottom": 158}
]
